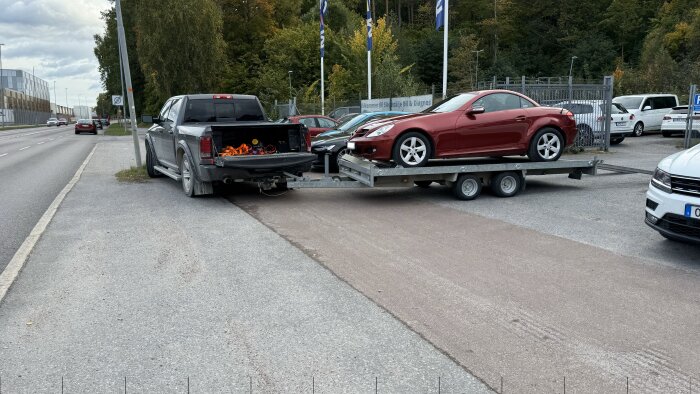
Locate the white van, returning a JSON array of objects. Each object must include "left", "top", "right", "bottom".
[{"left": 612, "top": 94, "right": 679, "bottom": 137}]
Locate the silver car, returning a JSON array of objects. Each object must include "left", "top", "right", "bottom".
[{"left": 46, "top": 117, "right": 59, "bottom": 127}]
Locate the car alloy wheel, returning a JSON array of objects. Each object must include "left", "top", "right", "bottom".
[
  {"left": 536, "top": 132, "right": 561, "bottom": 160},
  {"left": 399, "top": 136, "right": 427, "bottom": 165},
  {"left": 633, "top": 122, "right": 644, "bottom": 137}
]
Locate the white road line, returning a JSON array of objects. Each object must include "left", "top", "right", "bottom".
[
  {"left": 0, "top": 144, "right": 98, "bottom": 303},
  {"left": 37, "top": 141, "right": 46, "bottom": 145},
  {"left": 0, "top": 153, "right": 7, "bottom": 158},
  {"left": 19, "top": 146, "right": 31, "bottom": 151}
]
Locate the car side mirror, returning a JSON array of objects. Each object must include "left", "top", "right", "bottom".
[
  {"left": 468, "top": 106, "right": 486, "bottom": 115},
  {"left": 642, "top": 106, "right": 652, "bottom": 111}
]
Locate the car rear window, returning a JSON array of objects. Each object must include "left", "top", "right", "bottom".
[
  {"left": 603, "top": 103, "right": 628, "bottom": 114},
  {"left": 614, "top": 97, "right": 643, "bottom": 110},
  {"left": 183, "top": 98, "right": 265, "bottom": 123},
  {"left": 79, "top": 120, "right": 92, "bottom": 125},
  {"left": 669, "top": 106, "right": 688, "bottom": 114}
]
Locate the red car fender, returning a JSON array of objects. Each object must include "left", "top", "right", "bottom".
[{"left": 527, "top": 116, "right": 576, "bottom": 146}]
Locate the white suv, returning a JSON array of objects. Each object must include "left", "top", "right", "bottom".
[
  {"left": 646, "top": 144, "right": 700, "bottom": 243},
  {"left": 613, "top": 94, "right": 679, "bottom": 137}
]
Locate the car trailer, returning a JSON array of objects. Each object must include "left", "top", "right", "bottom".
[{"left": 285, "top": 153, "right": 601, "bottom": 200}]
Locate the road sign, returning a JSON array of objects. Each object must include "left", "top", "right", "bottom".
[
  {"left": 693, "top": 93, "right": 700, "bottom": 112},
  {"left": 112, "top": 95, "right": 123, "bottom": 106}
]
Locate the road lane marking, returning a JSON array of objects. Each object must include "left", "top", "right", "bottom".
[
  {"left": 37, "top": 141, "right": 46, "bottom": 145},
  {"left": 19, "top": 146, "right": 31, "bottom": 151},
  {"left": 0, "top": 153, "right": 7, "bottom": 158},
  {"left": 0, "top": 144, "right": 98, "bottom": 304}
]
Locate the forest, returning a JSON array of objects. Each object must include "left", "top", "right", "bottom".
[{"left": 93, "top": 0, "right": 700, "bottom": 115}]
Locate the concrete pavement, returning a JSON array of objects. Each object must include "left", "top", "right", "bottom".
[{"left": 0, "top": 140, "right": 490, "bottom": 393}]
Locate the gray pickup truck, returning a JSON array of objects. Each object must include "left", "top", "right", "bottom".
[{"left": 143, "top": 94, "right": 315, "bottom": 196}]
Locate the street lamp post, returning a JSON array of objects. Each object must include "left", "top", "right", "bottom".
[
  {"left": 288, "top": 70, "right": 294, "bottom": 116},
  {"left": 471, "top": 49, "right": 484, "bottom": 89},
  {"left": 0, "top": 43, "right": 5, "bottom": 129},
  {"left": 568, "top": 56, "right": 578, "bottom": 80},
  {"left": 53, "top": 81, "right": 57, "bottom": 117}
]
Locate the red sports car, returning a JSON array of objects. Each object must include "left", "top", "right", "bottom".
[{"left": 348, "top": 90, "right": 577, "bottom": 167}]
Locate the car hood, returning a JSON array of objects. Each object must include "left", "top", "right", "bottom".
[
  {"left": 313, "top": 129, "right": 350, "bottom": 142},
  {"left": 657, "top": 144, "right": 700, "bottom": 178}
]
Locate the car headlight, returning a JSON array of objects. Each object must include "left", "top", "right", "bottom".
[
  {"left": 651, "top": 167, "right": 672, "bottom": 193},
  {"left": 366, "top": 124, "right": 394, "bottom": 138},
  {"left": 323, "top": 145, "right": 335, "bottom": 151}
]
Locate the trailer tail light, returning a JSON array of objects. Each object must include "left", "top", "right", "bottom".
[
  {"left": 200, "top": 135, "right": 214, "bottom": 164},
  {"left": 213, "top": 94, "right": 233, "bottom": 99}
]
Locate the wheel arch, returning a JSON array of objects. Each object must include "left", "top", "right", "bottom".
[
  {"left": 393, "top": 128, "right": 436, "bottom": 158},
  {"left": 536, "top": 125, "right": 567, "bottom": 145}
]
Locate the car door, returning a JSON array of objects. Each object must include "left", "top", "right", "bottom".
[
  {"left": 453, "top": 93, "right": 529, "bottom": 154},
  {"left": 150, "top": 99, "right": 173, "bottom": 164},
  {"left": 299, "top": 117, "right": 322, "bottom": 138},
  {"left": 159, "top": 98, "right": 182, "bottom": 167},
  {"left": 639, "top": 97, "right": 656, "bottom": 130},
  {"left": 317, "top": 117, "right": 338, "bottom": 132}
]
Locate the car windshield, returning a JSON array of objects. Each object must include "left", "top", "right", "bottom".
[
  {"left": 614, "top": 97, "right": 643, "bottom": 110},
  {"left": 422, "top": 93, "right": 478, "bottom": 113},
  {"left": 79, "top": 120, "right": 91, "bottom": 124},
  {"left": 48, "top": 118, "right": 58, "bottom": 121},
  {"left": 337, "top": 114, "right": 369, "bottom": 131}
]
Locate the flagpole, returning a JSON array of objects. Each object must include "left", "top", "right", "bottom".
[
  {"left": 442, "top": 0, "right": 448, "bottom": 99},
  {"left": 367, "top": 0, "right": 372, "bottom": 100},
  {"left": 321, "top": 57, "right": 325, "bottom": 115},
  {"left": 320, "top": 0, "right": 326, "bottom": 116}
]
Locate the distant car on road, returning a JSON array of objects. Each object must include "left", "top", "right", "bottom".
[
  {"left": 58, "top": 118, "right": 68, "bottom": 126},
  {"left": 348, "top": 90, "right": 578, "bottom": 167},
  {"left": 552, "top": 100, "right": 634, "bottom": 145},
  {"left": 613, "top": 94, "right": 679, "bottom": 137},
  {"left": 311, "top": 111, "right": 408, "bottom": 172},
  {"left": 661, "top": 106, "right": 700, "bottom": 138},
  {"left": 46, "top": 118, "right": 59, "bottom": 127},
  {"left": 645, "top": 143, "right": 700, "bottom": 244},
  {"left": 75, "top": 119, "right": 97, "bottom": 135}
]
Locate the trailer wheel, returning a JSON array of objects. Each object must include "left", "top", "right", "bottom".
[
  {"left": 452, "top": 174, "right": 482, "bottom": 200},
  {"left": 491, "top": 171, "right": 522, "bottom": 198}
]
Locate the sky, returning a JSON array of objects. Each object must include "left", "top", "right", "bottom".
[{"left": 0, "top": 0, "right": 112, "bottom": 108}]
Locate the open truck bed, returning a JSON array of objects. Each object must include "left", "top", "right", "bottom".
[{"left": 287, "top": 154, "right": 600, "bottom": 200}]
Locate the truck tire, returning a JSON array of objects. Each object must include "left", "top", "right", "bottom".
[
  {"left": 491, "top": 171, "right": 523, "bottom": 198},
  {"left": 180, "top": 154, "right": 197, "bottom": 198},
  {"left": 452, "top": 174, "right": 482, "bottom": 200},
  {"left": 146, "top": 143, "right": 162, "bottom": 178}
]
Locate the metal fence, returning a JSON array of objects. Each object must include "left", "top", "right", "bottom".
[
  {"left": 268, "top": 99, "right": 361, "bottom": 120},
  {"left": 0, "top": 108, "right": 52, "bottom": 126},
  {"left": 479, "top": 76, "right": 615, "bottom": 151}
]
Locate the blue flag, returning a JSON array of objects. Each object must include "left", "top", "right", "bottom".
[
  {"left": 366, "top": 0, "right": 372, "bottom": 51},
  {"left": 320, "top": 0, "right": 328, "bottom": 57},
  {"left": 436, "top": 0, "right": 444, "bottom": 30}
]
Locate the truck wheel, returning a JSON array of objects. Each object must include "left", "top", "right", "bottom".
[
  {"left": 146, "top": 144, "right": 162, "bottom": 178},
  {"left": 528, "top": 128, "right": 563, "bottom": 162},
  {"left": 180, "top": 154, "right": 196, "bottom": 197},
  {"left": 491, "top": 172, "right": 522, "bottom": 198},
  {"left": 611, "top": 137, "right": 624, "bottom": 145},
  {"left": 392, "top": 132, "right": 431, "bottom": 167},
  {"left": 452, "top": 174, "right": 481, "bottom": 200}
]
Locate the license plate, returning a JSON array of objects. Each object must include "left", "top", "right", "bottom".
[
  {"left": 347, "top": 141, "right": 356, "bottom": 150},
  {"left": 615, "top": 122, "right": 626, "bottom": 126},
  {"left": 686, "top": 204, "right": 700, "bottom": 219},
  {"left": 674, "top": 118, "right": 685, "bottom": 122}
]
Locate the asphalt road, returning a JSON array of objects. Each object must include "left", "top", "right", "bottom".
[
  {"left": 0, "top": 125, "right": 98, "bottom": 271},
  {"left": 226, "top": 135, "right": 700, "bottom": 393}
]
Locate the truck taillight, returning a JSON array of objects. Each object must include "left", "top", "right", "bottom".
[
  {"left": 213, "top": 94, "right": 232, "bottom": 99},
  {"left": 200, "top": 136, "right": 213, "bottom": 163}
]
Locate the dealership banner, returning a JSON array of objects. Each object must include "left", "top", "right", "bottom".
[{"left": 361, "top": 94, "right": 433, "bottom": 113}]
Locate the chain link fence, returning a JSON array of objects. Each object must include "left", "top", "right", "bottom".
[{"left": 479, "top": 76, "right": 615, "bottom": 151}]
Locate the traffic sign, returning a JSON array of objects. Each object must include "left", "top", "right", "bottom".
[
  {"left": 112, "top": 95, "right": 123, "bottom": 106},
  {"left": 693, "top": 93, "right": 700, "bottom": 112}
]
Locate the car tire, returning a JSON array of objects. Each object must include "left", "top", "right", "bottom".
[
  {"left": 528, "top": 128, "right": 563, "bottom": 162},
  {"left": 414, "top": 180, "right": 433, "bottom": 188},
  {"left": 491, "top": 172, "right": 523, "bottom": 198},
  {"left": 452, "top": 174, "right": 482, "bottom": 200},
  {"left": 632, "top": 122, "right": 644, "bottom": 137},
  {"left": 180, "top": 154, "right": 196, "bottom": 198},
  {"left": 146, "top": 144, "right": 162, "bottom": 178},
  {"left": 392, "top": 132, "right": 431, "bottom": 167},
  {"left": 611, "top": 137, "right": 625, "bottom": 145},
  {"left": 75, "top": 131, "right": 79, "bottom": 135}
]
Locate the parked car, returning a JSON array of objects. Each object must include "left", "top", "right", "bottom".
[
  {"left": 348, "top": 90, "right": 577, "bottom": 167},
  {"left": 311, "top": 111, "right": 408, "bottom": 172},
  {"left": 101, "top": 118, "right": 110, "bottom": 126},
  {"left": 613, "top": 94, "right": 679, "bottom": 137},
  {"left": 328, "top": 106, "right": 361, "bottom": 119},
  {"left": 552, "top": 100, "right": 634, "bottom": 145},
  {"left": 281, "top": 115, "right": 339, "bottom": 147},
  {"left": 143, "top": 94, "right": 314, "bottom": 196},
  {"left": 75, "top": 119, "right": 97, "bottom": 135},
  {"left": 645, "top": 143, "right": 700, "bottom": 244},
  {"left": 58, "top": 118, "right": 68, "bottom": 126},
  {"left": 661, "top": 106, "right": 700, "bottom": 137},
  {"left": 92, "top": 119, "right": 103, "bottom": 130},
  {"left": 46, "top": 118, "right": 59, "bottom": 127}
]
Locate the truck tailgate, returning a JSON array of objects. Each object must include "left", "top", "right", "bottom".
[{"left": 215, "top": 152, "right": 315, "bottom": 170}]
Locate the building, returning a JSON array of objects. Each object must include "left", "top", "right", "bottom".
[
  {"left": 73, "top": 105, "right": 92, "bottom": 120},
  {"left": 0, "top": 69, "right": 51, "bottom": 125},
  {"left": 50, "top": 103, "right": 75, "bottom": 121}
]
